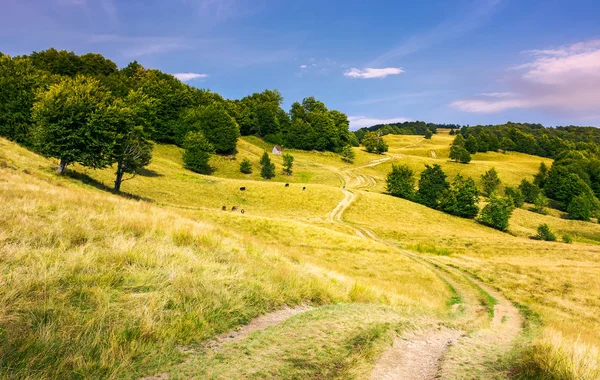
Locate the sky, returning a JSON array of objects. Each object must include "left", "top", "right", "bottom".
[{"left": 1, "top": 0, "right": 600, "bottom": 130}]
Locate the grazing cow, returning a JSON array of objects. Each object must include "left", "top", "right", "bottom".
[
  {"left": 342, "top": 185, "right": 346, "bottom": 189},
  {"left": 239, "top": 187, "right": 246, "bottom": 191},
  {"left": 232, "top": 206, "right": 238, "bottom": 211},
  {"left": 221, "top": 205, "right": 227, "bottom": 211},
  {"left": 241, "top": 209, "right": 245, "bottom": 214},
  {"left": 285, "top": 183, "right": 289, "bottom": 187},
  {"left": 302, "top": 186, "right": 306, "bottom": 191}
]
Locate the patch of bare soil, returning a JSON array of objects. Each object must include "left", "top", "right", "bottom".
[
  {"left": 201, "top": 305, "right": 314, "bottom": 351},
  {"left": 371, "top": 327, "right": 462, "bottom": 380},
  {"left": 139, "top": 305, "right": 313, "bottom": 380}
]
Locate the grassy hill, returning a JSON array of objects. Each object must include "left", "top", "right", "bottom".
[{"left": 1, "top": 131, "right": 599, "bottom": 379}]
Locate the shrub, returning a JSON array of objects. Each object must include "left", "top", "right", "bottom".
[
  {"left": 478, "top": 195, "right": 514, "bottom": 231},
  {"left": 505, "top": 186, "right": 524, "bottom": 208},
  {"left": 535, "top": 224, "right": 557, "bottom": 241},
  {"left": 182, "top": 131, "right": 213, "bottom": 174},
  {"left": 533, "top": 193, "right": 549, "bottom": 215},
  {"left": 441, "top": 175, "right": 480, "bottom": 218},
  {"left": 519, "top": 179, "right": 541, "bottom": 203},
  {"left": 481, "top": 168, "right": 501, "bottom": 197},
  {"left": 562, "top": 234, "right": 573, "bottom": 244},
  {"left": 465, "top": 135, "right": 479, "bottom": 154},
  {"left": 424, "top": 129, "right": 433, "bottom": 139},
  {"left": 341, "top": 145, "right": 355, "bottom": 163},
  {"left": 416, "top": 164, "right": 449, "bottom": 209},
  {"left": 282, "top": 153, "right": 294, "bottom": 175},
  {"left": 449, "top": 145, "right": 471, "bottom": 164},
  {"left": 260, "top": 151, "right": 275, "bottom": 179},
  {"left": 567, "top": 194, "right": 594, "bottom": 221},
  {"left": 239, "top": 158, "right": 253, "bottom": 174},
  {"left": 386, "top": 164, "right": 415, "bottom": 200},
  {"left": 376, "top": 139, "right": 389, "bottom": 154}
]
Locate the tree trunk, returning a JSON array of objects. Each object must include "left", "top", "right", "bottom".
[
  {"left": 56, "top": 159, "right": 67, "bottom": 174},
  {"left": 114, "top": 160, "right": 124, "bottom": 192}
]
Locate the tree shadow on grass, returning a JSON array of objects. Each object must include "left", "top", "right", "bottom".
[
  {"left": 66, "top": 171, "right": 153, "bottom": 202},
  {"left": 136, "top": 167, "right": 163, "bottom": 177}
]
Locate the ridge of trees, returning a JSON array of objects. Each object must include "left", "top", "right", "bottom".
[{"left": 0, "top": 48, "right": 353, "bottom": 191}]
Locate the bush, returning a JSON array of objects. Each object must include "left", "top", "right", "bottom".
[
  {"left": 416, "top": 164, "right": 449, "bottom": 209},
  {"left": 260, "top": 151, "right": 275, "bottom": 179},
  {"left": 239, "top": 158, "right": 253, "bottom": 174},
  {"left": 567, "top": 194, "right": 594, "bottom": 221},
  {"left": 519, "top": 179, "right": 541, "bottom": 203},
  {"left": 376, "top": 139, "right": 388, "bottom": 154},
  {"left": 181, "top": 104, "right": 240, "bottom": 154},
  {"left": 449, "top": 145, "right": 471, "bottom": 164},
  {"left": 532, "top": 193, "right": 548, "bottom": 215},
  {"left": 424, "top": 129, "right": 433, "bottom": 139},
  {"left": 182, "top": 131, "right": 213, "bottom": 174},
  {"left": 465, "top": 135, "right": 479, "bottom": 154},
  {"left": 562, "top": 234, "right": 573, "bottom": 244},
  {"left": 441, "top": 175, "right": 480, "bottom": 218},
  {"left": 505, "top": 186, "right": 524, "bottom": 208},
  {"left": 535, "top": 224, "right": 557, "bottom": 241},
  {"left": 481, "top": 168, "right": 501, "bottom": 197},
  {"left": 478, "top": 195, "right": 514, "bottom": 231},
  {"left": 341, "top": 145, "right": 355, "bottom": 163},
  {"left": 386, "top": 164, "right": 415, "bottom": 200},
  {"left": 282, "top": 153, "right": 294, "bottom": 175}
]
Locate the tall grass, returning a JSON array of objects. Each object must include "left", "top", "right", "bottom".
[
  {"left": 518, "top": 329, "right": 600, "bottom": 380},
  {"left": 0, "top": 168, "right": 344, "bottom": 378}
]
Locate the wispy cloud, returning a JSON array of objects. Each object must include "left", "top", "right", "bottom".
[
  {"left": 300, "top": 64, "right": 308, "bottom": 69},
  {"left": 451, "top": 39, "right": 600, "bottom": 118},
  {"left": 88, "top": 34, "right": 195, "bottom": 58},
  {"left": 182, "top": 0, "right": 266, "bottom": 23},
  {"left": 348, "top": 116, "right": 411, "bottom": 130},
  {"left": 368, "top": 0, "right": 501, "bottom": 67},
  {"left": 344, "top": 67, "right": 404, "bottom": 79},
  {"left": 479, "top": 92, "right": 515, "bottom": 98},
  {"left": 173, "top": 73, "right": 208, "bottom": 81},
  {"left": 351, "top": 91, "right": 440, "bottom": 105}
]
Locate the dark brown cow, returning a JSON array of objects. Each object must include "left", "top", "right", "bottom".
[
  {"left": 285, "top": 183, "right": 289, "bottom": 187},
  {"left": 239, "top": 187, "right": 246, "bottom": 191},
  {"left": 221, "top": 205, "right": 227, "bottom": 211},
  {"left": 302, "top": 186, "right": 306, "bottom": 191},
  {"left": 232, "top": 206, "right": 238, "bottom": 211}
]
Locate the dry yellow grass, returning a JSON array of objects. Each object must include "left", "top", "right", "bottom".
[
  {"left": 344, "top": 189, "right": 600, "bottom": 378},
  {"left": 2, "top": 130, "right": 599, "bottom": 379},
  {"left": 0, "top": 138, "right": 451, "bottom": 378}
]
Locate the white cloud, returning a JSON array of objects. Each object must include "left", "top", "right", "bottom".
[
  {"left": 451, "top": 39, "right": 600, "bottom": 118},
  {"left": 173, "top": 73, "right": 208, "bottom": 81},
  {"left": 300, "top": 64, "right": 307, "bottom": 69},
  {"left": 479, "top": 92, "right": 515, "bottom": 98},
  {"left": 348, "top": 116, "right": 411, "bottom": 130},
  {"left": 344, "top": 67, "right": 404, "bottom": 79}
]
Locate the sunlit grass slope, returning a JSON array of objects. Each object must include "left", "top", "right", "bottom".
[
  {"left": 349, "top": 130, "right": 553, "bottom": 193},
  {"left": 72, "top": 143, "right": 345, "bottom": 222},
  {"left": 344, "top": 190, "right": 600, "bottom": 378},
  {"left": 0, "top": 140, "right": 350, "bottom": 378},
  {"left": 0, "top": 137, "right": 452, "bottom": 378}
]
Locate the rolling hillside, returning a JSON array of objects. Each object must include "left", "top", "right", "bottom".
[{"left": 1, "top": 131, "right": 599, "bottom": 379}]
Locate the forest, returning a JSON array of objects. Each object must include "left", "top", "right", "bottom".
[{"left": 0, "top": 48, "right": 352, "bottom": 189}]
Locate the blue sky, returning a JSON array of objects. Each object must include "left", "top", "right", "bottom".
[{"left": 2, "top": 0, "right": 600, "bottom": 129}]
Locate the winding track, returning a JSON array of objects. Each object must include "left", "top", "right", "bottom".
[{"left": 331, "top": 151, "right": 524, "bottom": 379}]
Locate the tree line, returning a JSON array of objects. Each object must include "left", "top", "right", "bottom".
[
  {"left": 0, "top": 48, "right": 353, "bottom": 190},
  {"left": 449, "top": 123, "right": 600, "bottom": 221},
  {"left": 456, "top": 122, "right": 600, "bottom": 159}
]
